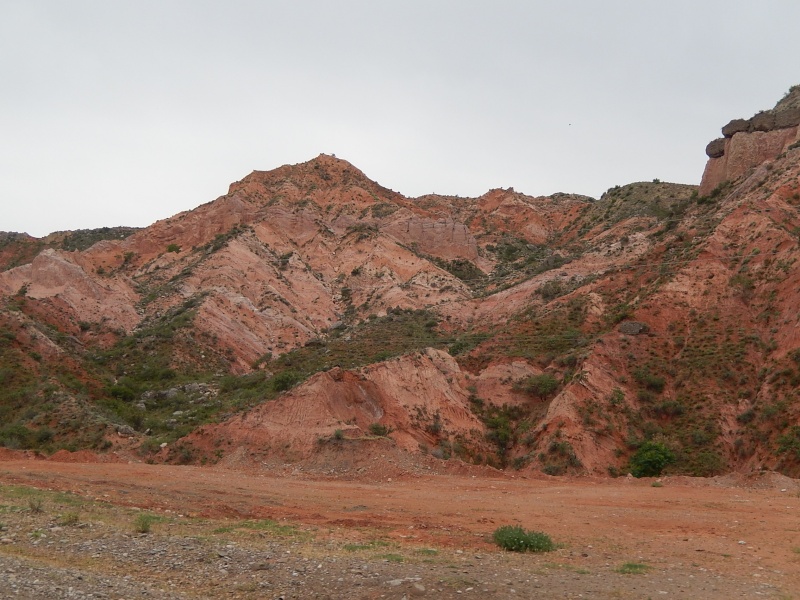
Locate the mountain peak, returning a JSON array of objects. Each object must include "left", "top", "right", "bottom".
[{"left": 228, "top": 154, "right": 382, "bottom": 197}]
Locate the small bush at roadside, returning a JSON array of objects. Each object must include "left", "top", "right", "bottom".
[
  {"left": 60, "top": 511, "right": 80, "bottom": 526},
  {"left": 134, "top": 513, "right": 157, "bottom": 534},
  {"left": 629, "top": 441, "right": 674, "bottom": 477},
  {"left": 492, "top": 525, "right": 555, "bottom": 552}
]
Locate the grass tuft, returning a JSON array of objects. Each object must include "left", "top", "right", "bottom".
[
  {"left": 134, "top": 513, "right": 157, "bottom": 534},
  {"left": 492, "top": 525, "right": 555, "bottom": 553},
  {"left": 59, "top": 511, "right": 80, "bottom": 526},
  {"left": 616, "top": 562, "right": 649, "bottom": 574}
]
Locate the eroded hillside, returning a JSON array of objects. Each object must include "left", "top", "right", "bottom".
[{"left": 1, "top": 88, "right": 799, "bottom": 478}]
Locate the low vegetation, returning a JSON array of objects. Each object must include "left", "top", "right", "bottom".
[
  {"left": 492, "top": 525, "right": 556, "bottom": 553},
  {"left": 616, "top": 562, "right": 650, "bottom": 574},
  {"left": 629, "top": 441, "right": 675, "bottom": 477},
  {"left": 133, "top": 513, "right": 157, "bottom": 534}
]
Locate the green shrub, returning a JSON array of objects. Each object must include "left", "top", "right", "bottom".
[
  {"left": 0, "top": 424, "right": 34, "bottom": 449},
  {"left": 689, "top": 450, "right": 726, "bottom": 476},
  {"left": 447, "top": 332, "right": 489, "bottom": 356},
  {"left": 271, "top": 371, "right": 301, "bottom": 392},
  {"left": 28, "top": 498, "right": 44, "bottom": 514},
  {"left": 108, "top": 384, "right": 136, "bottom": 401},
  {"left": 166, "top": 244, "right": 181, "bottom": 253},
  {"left": 368, "top": 423, "right": 392, "bottom": 437},
  {"left": 777, "top": 426, "right": 800, "bottom": 459},
  {"left": 537, "top": 280, "right": 564, "bottom": 301},
  {"left": 492, "top": 525, "right": 555, "bottom": 553},
  {"left": 633, "top": 367, "right": 665, "bottom": 393},
  {"left": 653, "top": 400, "right": 683, "bottom": 417},
  {"left": 629, "top": 441, "right": 675, "bottom": 477},
  {"left": 134, "top": 513, "right": 157, "bottom": 534},
  {"left": 519, "top": 373, "right": 559, "bottom": 399},
  {"left": 60, "top": 511, "right": 80, "bottom": 526}
]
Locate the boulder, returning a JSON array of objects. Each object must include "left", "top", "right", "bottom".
[
  {"left": 619, "top": 321, "right": 648, "bottom": 335},
  {"left": 775, "top": 106, "right": 800, "bottom": 129},
  {"left": 722, "top": 119, "right": 749, "bottom": 137},
  {"left": 705, "top": 138, "right": 726, "bottom": 158},
  {"left": 750, "top": 111, "right": 776, "bottom": 132}
]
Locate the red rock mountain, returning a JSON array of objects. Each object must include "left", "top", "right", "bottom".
[{"left": 2, "top": 87, "right": 800, "bottom": 478}]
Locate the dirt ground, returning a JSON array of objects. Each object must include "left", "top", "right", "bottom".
[{"left": 1, "top": 454, "right": 799, "bottom": 598}]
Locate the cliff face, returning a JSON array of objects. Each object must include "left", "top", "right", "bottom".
[{"left": 700, "top": 86, "right": 800, "bottom": 195}]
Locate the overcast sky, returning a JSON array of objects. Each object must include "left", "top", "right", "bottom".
[{"left": 2, "top": 1, "right": 800, "bottom": 237}]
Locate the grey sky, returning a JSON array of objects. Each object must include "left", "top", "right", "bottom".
[{"left": 2, "top": 1, "right": 799, "bottom": 237}]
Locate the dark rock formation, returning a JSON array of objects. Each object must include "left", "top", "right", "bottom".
[
  {"left": 721, "top": 119, "right": 749, "bottom": 138},
  {"left": 700, "top": 85, "right": 800, "bottom": 194},
  {"left": 705, "top": 138, "right": 726, "bottom": 158},
  {"left": 775, "top": 106, "right": 800, "bottom": 128},
  {"left": 750, "top": 111, "right": 776, "bottom": 132},
  {"left": 717, "top": 86, "right": 800, "bottom": 142},
  {"left": 618, "top": 321, "right": 648, "bottom": 335}
]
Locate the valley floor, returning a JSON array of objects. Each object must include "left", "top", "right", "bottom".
[{"left": 0, "top": 457, "right": 798, "bottom": 598}]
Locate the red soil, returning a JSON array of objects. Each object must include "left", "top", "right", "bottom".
[{"left": 0, "top": 452, "right": 798, "bottom": 593}]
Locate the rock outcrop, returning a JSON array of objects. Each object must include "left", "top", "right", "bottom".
[{"left": 700, "top": 85, "right": 800, "bottom": 195}]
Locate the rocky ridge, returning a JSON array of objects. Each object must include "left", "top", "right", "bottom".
[
  {"left": 1, "top": 87, "right": 800, "bottom": 479},
  {"left": 701, "top": 85, "right": 800, "bottom": 195}
]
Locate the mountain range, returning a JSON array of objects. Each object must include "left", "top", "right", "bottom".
[{"left": 1, "top": 85, "right": 799, "bottom": 478}]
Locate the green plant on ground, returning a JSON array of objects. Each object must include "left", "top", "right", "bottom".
[
  {"left": 518, "top": 373, "right": 560, "bottom": 399},
  {"left": 134, "top": 513, "right": 157, "bottom": 534},
  {"left": 239, "top": 519, "right": 300, "bottom": 536},
  {"left": 616, "top": 562, "right": 649, "bottom": 574},
  {"left": 777, "top": 426, "right": 800, "bottom": 459},
  {"left": 378, "top": 553, "right": 404, "bottom": 562},
  {"left": 629, "top": 441, "right": 675, "bottom": 477},
  {"left": 343, "top": 539, "right": 391, "bottom": 552},
  {"left": 58, "top": 227, "right": 139, "bottom": 252},
  {"left": 368, "top": 423, "right": 392, "bottom": 437},
  {"left": 60, "top": 511, "right": 80, "bottom": 526},
  {"left": 27, "top": 498, "right": 44, "bottom": 513},
  {"left": 478, "top": 404, "right": 531, "bottom": 466},
  {"left": 427, "top": 257, "right": 484, "bottom": 286},
  {"left": 448, "top": 332, "right": 489, "bottom": 356},
  {"left": 492, "top": 525, "right": 555, "bottom": 553},
  {"left": 271, "top": 370, "right": 302, "bottom": 392},
  {"left": 633, "top": 366, "right": 665, "bottom": 393}
]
